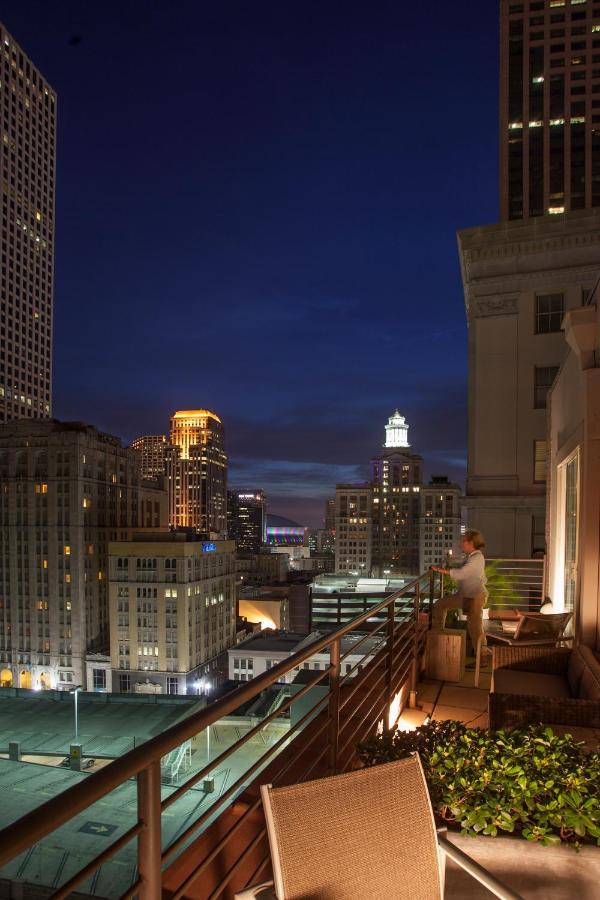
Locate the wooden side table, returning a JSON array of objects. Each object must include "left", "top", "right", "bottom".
[{"left": 426, "top": 628, "right": 466, "bottom": 682}]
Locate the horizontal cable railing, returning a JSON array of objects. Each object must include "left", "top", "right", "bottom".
[
  {"left": 0, "top": 569, "right": 440, "bottom": 900},
  {"left": 486, "top": 557, "right": 545, "bottom": 612}
]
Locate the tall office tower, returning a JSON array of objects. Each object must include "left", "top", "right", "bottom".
[
  {"left": 227, "top": 489, "right": 266, "bottom": 554},
  {"left": 324, "top": 498, "right": 336, "bottom": 532},
  {"left": 0, "top": 420, "right": 167, "bottom": 692},
  {"left": 370, "top": 412, "right": 423, "bottom": 576},
  {"left": 418, "top": 477, "right": 462, "bottom": 573},
  {"left": 167, "top": 410, "right": 227, "bottom": 535},
  {"left": 501, "top": 0, "right": 600, "bottom": 221},
  {"left": 131, "top": 434, "right": 167, "bottom": 479},
  {"left": 334, "top": 484, "right": 373, "bottom": 576},
  {"left": 109, "top": 533, "right": 236, "bottom": 695},
  {"left": 0, "top": 25, "right": 56, "bottom": 423}
]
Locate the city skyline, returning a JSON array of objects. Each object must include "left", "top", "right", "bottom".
[{"left": 3, "top": 2, "right": 500, "bottom": 525}]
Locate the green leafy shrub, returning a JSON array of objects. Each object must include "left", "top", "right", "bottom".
[{"left": 357, "top": 721, "right": 600, "bottom": 848}]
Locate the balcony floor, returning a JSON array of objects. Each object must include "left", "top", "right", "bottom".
[{"left": 400, "top": 659, "right": 491, "bottom": 731}]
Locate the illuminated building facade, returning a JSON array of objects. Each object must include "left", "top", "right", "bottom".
[
  {"left": 418, "top": 477, "right": 462, "bottom": 572},
  {"left": 0, "top": 420, "right": 167, "bottom": 692},
  {"left": 371, "top": 412, "right": 423, "bottom": 576},
  {"left": 227, "top": 489, "right": 266, "bottom": 554},
  {"left": 131, "top": 434, "right": 167, "bottom": 479},
  {"left": 334, "top": 484, "right": 373, "bottom": 576},
  {"left": 109, "top": 533, "right": 236, "bottom": 694},
  {"left": 0, "top": 24, "right": 56, "bottom": 423},
  {"left": 501, "top": 0, "right": 600, "bottom": 221},
  {"left": 167, "top": 410, "right": 227, "bottom": 535}
]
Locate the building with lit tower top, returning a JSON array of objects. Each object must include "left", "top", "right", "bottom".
[
  {"left": 167, "top": 410, "right": 227, "bottom": 536},
  {"left": 370, "top": 411, "right": 423, "bottom": 576}
]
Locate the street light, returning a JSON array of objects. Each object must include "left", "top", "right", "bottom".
[{"left": 70, "top": 685, "right": 82, "bottom": 742}]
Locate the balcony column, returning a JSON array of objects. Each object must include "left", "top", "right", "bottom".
[{"left": 384, "top": 598, "right": 396, "bottom": 732}]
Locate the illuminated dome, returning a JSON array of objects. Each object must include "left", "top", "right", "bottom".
[{"left": 384, "top": 410, "right": 410, "bottom": 448}]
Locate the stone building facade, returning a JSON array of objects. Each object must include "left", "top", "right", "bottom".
[
  {"left": 458, "top": 209, "right": 600, "bottom": 557},
  {"left": 0, "top": 420, "right": 167, "bottom": 691},
  {"left": 109, "top": 533, "right": 236, "bottom": 694}
]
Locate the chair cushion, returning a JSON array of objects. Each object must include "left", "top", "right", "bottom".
[
  {"left": 494, "top": 668, "right": 572, "bottom": 699},
  {"left": 568, "top": 647, "right": 588, "bottom": 696},
  {"left": 578, "top": 646, "right": 600, "bottom": 700}
]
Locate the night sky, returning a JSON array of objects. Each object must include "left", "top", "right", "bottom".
[{"left": 5, "top": 2, "right": 499, "bottom": 527}]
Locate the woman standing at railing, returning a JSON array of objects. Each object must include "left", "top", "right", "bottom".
[{"left": 430, "top": 530, "right": 489, "bottom": 661}]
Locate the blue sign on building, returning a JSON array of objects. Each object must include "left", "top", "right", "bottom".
[{"left": 202, "top": 541, "right": 217, "bottom": 553}]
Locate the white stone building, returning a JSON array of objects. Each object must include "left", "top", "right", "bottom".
[{"left": 458, "top": 210, "right": 600, "bottom": 558}]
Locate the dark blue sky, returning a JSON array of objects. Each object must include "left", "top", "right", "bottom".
[{"left": 5, "top": 1, "right": 499, "bottom": 526}]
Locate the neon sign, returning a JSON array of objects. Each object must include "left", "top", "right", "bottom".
[{"left": 202, "top": 542, "right": 216, "bottom": 553}]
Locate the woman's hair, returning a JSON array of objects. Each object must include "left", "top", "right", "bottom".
[{"left": 464, "top": 529, "right": 485, "bottom": 550}]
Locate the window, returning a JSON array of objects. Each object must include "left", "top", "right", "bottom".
[
  {"left": 534, "top": 440, "right": 547, "bottom": 483},
  {"left": 119, "top": 673, "right": 131, "bottom": 692},
  {"left": 534, "top": 366, "right": 559, "bottom": 408},
  {"left": 92, "top": 668, "right": 106, "bottom": 691},
  {"left": 535, "top": 293, "right": 564, "bottom": 334}
]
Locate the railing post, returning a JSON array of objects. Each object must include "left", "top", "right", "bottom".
[
  {"left": 137, "top": 760, "right": 162, "bottom": 900},
  {"left": 428, "top": 567, "right": 435, "bottom": 629},
  {"left": 384, "top": 597, "right": 396, "bottom": 732},
  {"left": 409, "top": 582, "right": 421, "bottom": 708},
  {"left": 328, "top": 637, "right": 341, "bottom": 775}
]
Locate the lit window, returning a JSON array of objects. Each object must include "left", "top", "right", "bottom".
[
  {"left": 64, "top": 545, "right": 71, "bottom": 556},
  {"left": 528, "top": 120, "right": 543, "bottom": 128},
  {"left": 548, "top": 206, "right": 565, "bottom": 214},
  {"left": 508, "top": 121, "right": 523, "bottom": 130},
  {"left": 550, "top": 118, "right": 565, "bottom": 126},
  {"left": 532, "top": 76, "right": 544, "bottom": 84}
]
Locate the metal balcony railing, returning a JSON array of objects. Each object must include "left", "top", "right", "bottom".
[
  {"left": 486, "top": 557, "right": 545, "bottom": 613},
  {"left": 0, "top": 570, "right": 440, "bottom": 900}
]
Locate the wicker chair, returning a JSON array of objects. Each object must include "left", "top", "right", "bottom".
[
  {"left": 489, "top": 644, "right": 600, "bottom": 730},
  {"left": 235, "top": 755, "right": 523, "bottom": 900}
]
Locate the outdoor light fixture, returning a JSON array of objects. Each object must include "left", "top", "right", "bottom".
[{"left": 70, "top": 685, "right": 83, "bottom": 742}]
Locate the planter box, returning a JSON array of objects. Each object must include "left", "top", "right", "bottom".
[{"left": 444, "top": 830, "right": 600, "bottom": 899}]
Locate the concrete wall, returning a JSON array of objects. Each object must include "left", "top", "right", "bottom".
[{"left": 547, "top": 306, "right": 600, "bottom": 648}]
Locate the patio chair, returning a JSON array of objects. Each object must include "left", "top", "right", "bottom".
[{"left": 234, "top": 755, "right": 523, "bottom": 900}]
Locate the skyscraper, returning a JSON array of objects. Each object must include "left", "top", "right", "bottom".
[
  {"left": 131, "top": 434, "right": 167, "bottom": 479},
  {"left": 227, "top": 489, "right": 266, "bottom": 554},
  {"left": 0, "top": 24, "right": 56, "bottom": 422},
  {"left": 501, "top": 0, "right": 600, "bottom": 220},
  {"left": 167, "top": 410, "right": 227, "bottom": 535}
]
